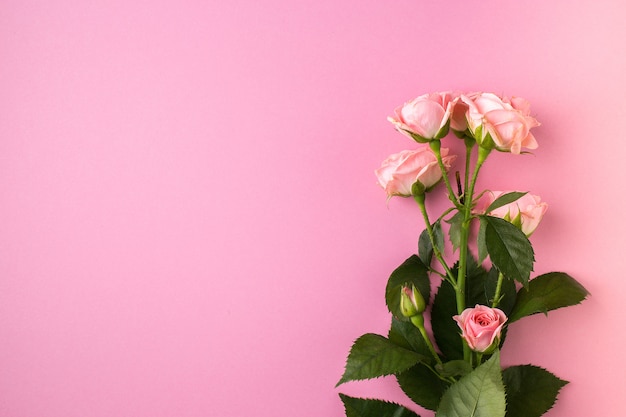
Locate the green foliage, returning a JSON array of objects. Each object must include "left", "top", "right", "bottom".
[
  {"left": 385, "top": 255, "right": 431, "bottom": 320},
  {"left": 431, "top": 279, "right": 463, "bottom": 360},
  {"left": 463, "top": 256, "right": 491, "bottom": 306},
  {"left": 397, "top": 363, "right": 450, "bottom": 411},
  {"left": 508, "top": 272, "right": 589, "bottom": 322},
  {"left": 436, "top": 351, "right": 506, "bottom": 417},
  {"left": 477, "top": 217, "right": 488, "bottom": 263},
  {"left": 388, "top": 317, "right": 451, "bottom": 411},
  {"left": 446, "top": 211, "right": 463, "bottom": 251},
  {"left": 503, "top": 365, "right": 568, "bottom": 417},
  {"left": 339, "top": 394, "right": 421, "bottom": 417},
  {"left": 337, "top": 334, "right": 427, "bottom": 386},
  {"left": 388, "top": 316, "right": 431, "bottom": 358},
  {"left": 484, "top": 191, "right": 527, "bottom": 213},
  {"left": 480, "top": 215, "right": 534, "bottom": 287},
  {"left": 436, "top": 360, "right": 473, "bottom": 378},
  {"left": 418, "top": 228, "right": 434, "bottom": 267},
  {"left": 418, "top": 222, "right": 444, "bottom": 267}
]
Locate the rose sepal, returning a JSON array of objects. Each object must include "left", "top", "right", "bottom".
[
  {"left": 401, "top": 128, "right": 431, "bottom": 144},
  {"left": 433, "top": 119, "right": 451, "bottom": 140}
]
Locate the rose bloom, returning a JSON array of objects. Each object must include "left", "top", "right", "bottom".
[
  {"left": 449, "top": 91, "right": 479, "bottom": 132},
  {"left": 453, "top": 305, "right": 507, "bottom": 353},
  {"left": 388, "top": 92, "right": 457, "bottom": 142},
  {"left": 375, "top": 147, "right": 456, "bottom": 197},
  {"left": 461, "top": 92, "right": 540, "bottom": 154},
  {"left": 481, "top": 191, "right": 548, "bottom": 236}
]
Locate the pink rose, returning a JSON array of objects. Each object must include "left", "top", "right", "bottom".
[
  {"left": 375, "top": 147, "right": 456, "bottom": 197},
  {"left": 388, "top": 92, "right": 457, "bottom": 142},
  {"left": 453, "top": 305, "right": 507, "bottom": 353},
  {"left": 481, "top": 191, "right": 548, "bottom": 236},
  {"left": 461, "top": 93, "right": 540, "bottom": 154},
  {"left": 449, "top": 91, "right": 479, "bottom": 132}
]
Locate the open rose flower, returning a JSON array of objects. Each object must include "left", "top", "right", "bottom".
[
  {"left": 480, "top": 191, "right": 548, "bottom": 236},
  {"left": 375, "top": 147, "right": 456, "bottom": 197},
  {"left": 461, "top": 93, "right": 540, "bottom": 154},
  {"left": 453, "top": 305, "right": 507, "bottom": 353},
  {"left": 449, "top": 91, "right": 479, "bottom": 133},
  {"left": 388, "top": 92, "right": 457, "bottom": 142}
]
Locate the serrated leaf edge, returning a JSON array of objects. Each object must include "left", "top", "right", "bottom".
[
  {"left": 336, "top": 334, "right": 425, "bottom": 387},
  {"left": 338, "top": 393, "right": 422, "bottom": 417}
]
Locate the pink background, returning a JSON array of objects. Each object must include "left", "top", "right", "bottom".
[{"left": 1, "top": 1, "right": 625, "bottom": 416}]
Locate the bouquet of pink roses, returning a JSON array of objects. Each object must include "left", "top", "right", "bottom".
[{"left": 337, "top": 92, "right": 588, "bottom": 417}]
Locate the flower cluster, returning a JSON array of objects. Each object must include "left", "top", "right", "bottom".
[
  {"left": 337, "top": 92, "right": 588, "bottom": 417},
  {"left": 380, "top": 91, "right": 541, "bottom": 203},
  {"left": 388, "top": 91, "right": 539, "bottom": 153}
]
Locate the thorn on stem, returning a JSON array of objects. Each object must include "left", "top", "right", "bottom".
[{"left": 456, "top": 171, "right": 464, "bottom": 204}]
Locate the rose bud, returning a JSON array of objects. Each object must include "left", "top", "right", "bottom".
[
  {"left": 400, "top": 284, "right": 426, "bottom": 318},
  {"left": 480, "top": 191, "right": 548, "bottom": 236}
]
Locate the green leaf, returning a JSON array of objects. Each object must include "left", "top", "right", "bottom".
[
  {"left": 445, "top": 211, "right": 464, "bottom": 251},
  {"left": 397, "top": 363, "right": 450, "bottom": 411},
  {"left": 436, "top": 351, "right": 506, "bottom": 417},
  {"left": 431, "top": 279, "right": 463, "bottom": 360},
  {"left": 481, "top": 215, "right": 534, "bottom": 287},
  {"left": 336, "top": 334, "right": 427, "bottom": 386},
  {"left": 418, "top": 228, "right": 433, "bottom": 267},
  {"left": 508, "top": 272, "right": 589, "bottom": 322},
  {"left": 436, "top": 360, "right": 473, "bottom": 378},
  {"left": 386, "top": 255, "right": 431, "bottom": 320},
  {"left": 503, "top": 365, "right": 568, "bottom": 417},
  {"left": 339, "top": 394, "right": 421, "bottom": 417},
  {"left": 418, "top": 222, "right": 444, "bottom": 267},
  {"left": 388, "top": 316, "right": 431, "bottom": 358},
  {"left": 485, "top": 191, "right": 527, "bottom": 213},
  {"left": 433, "top": 222, "right": 445, "bottom": 259},
  {"left": 464, "top": 256, "right": 490, "bottom": 306},
  {"left": 477, "top": 217, "right": 488, "bottom": 263}
]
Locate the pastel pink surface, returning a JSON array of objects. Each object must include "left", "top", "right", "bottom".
[{"left": 1, "top": 1, "right": 625, "bottom": 416}]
